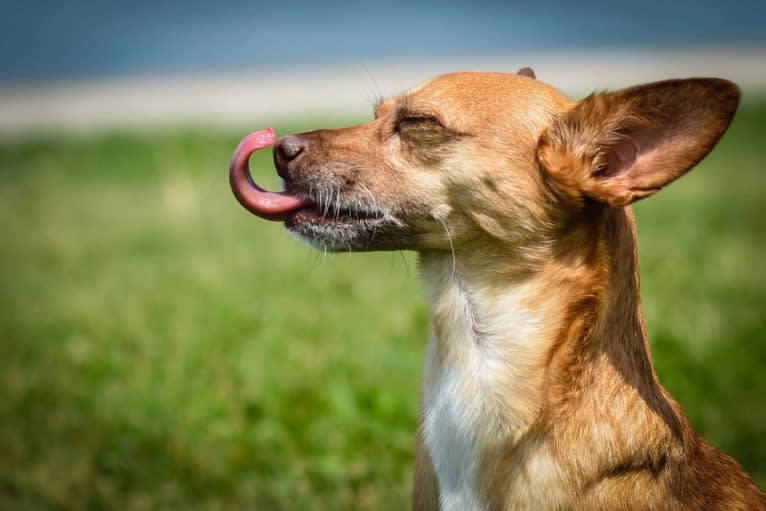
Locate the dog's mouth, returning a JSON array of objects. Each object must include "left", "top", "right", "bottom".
[
  {"left": 284, "top": 199, "right": 401, "bottom": 251},
  {"left": 229, "top": 129, "right": 404, "bottom": 250},
  {"left": 289, "top": 203, "right": 386, "bottom": 226},
  {"left": 230, "top": 129, "right": 385, "bottom": 223}
]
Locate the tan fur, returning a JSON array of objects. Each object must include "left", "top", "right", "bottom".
[{"left": 271, "top": 70, "right": 766, "bottom": 510}]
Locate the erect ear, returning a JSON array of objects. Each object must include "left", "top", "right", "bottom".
[
  {"left": 518, "top": 67, "right": 536, "bottom": 79},
  {"left": 537, "top": 78, "right": 740, "bottom": 207}
]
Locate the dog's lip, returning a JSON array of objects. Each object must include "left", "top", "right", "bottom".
[
  {"left": 229, "top": 128, "right": 314, "bottom": 221},
  {"left": 289, "top": 203, "right": 386, "bottom": 224}
]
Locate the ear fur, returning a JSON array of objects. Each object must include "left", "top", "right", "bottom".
[{"left": 537, "top": 78, "right": 740, "bottom": 207}]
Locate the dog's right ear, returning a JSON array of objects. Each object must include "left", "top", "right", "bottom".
[{"left": 537, "top": 78, "right": 740, "bottom": 207}]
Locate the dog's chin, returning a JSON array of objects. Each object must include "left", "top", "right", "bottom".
[{"left": 284, "top": 204, "right": 411, "bottom": 252}]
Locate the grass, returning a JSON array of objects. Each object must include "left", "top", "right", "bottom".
[{"left": 0, "top": 105, "right": 765, "bottom": 510}]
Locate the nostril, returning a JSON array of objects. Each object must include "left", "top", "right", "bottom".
[{"left": 276, "top": 135, "right": 306, "bottom": 163}]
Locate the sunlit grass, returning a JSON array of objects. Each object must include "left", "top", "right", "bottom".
[{"left": 1, "top": 106, "right": 764, "bottom": 509}]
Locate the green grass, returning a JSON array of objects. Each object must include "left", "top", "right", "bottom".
[{"left": 0, "top": 106, "right": 765, "bottom": 509}]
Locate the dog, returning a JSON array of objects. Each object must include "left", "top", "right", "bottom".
[{"left": 230, "top": 68, "right": 766, "bottom": 510}]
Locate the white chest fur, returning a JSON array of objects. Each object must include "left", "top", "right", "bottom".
[
  {"left": 419, "top": 257, "right": 559, "bottom": 510},
  {"left": 422, "top": 337, "right": 492, "bottom": 511}
]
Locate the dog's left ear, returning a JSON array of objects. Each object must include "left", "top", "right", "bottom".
[{"left": 537, "top": 78, "right": 740, "bottom": 207}]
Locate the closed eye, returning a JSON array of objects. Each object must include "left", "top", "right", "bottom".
[{"left": 396, "top": 115, "right": 444, "bottom": 132}]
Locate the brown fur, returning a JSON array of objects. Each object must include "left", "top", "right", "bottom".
[{"left": 268, "top": 70, "right": 765, "bottom": 510}]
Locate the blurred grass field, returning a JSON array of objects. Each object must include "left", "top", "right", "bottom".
[{"left": 1, "top": 103, "right": 765, "bottom": 510}]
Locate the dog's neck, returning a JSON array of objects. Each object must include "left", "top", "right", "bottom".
[
  {"left": 418, "top": 207, "right": 679, "bottom": 504},
  {"left": 418, "top": 242, "right": 566, "bottom": 438}
]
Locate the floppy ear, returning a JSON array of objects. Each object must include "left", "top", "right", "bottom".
[{"left": 537, "top": 78, "right": 740, "bottom": 207}]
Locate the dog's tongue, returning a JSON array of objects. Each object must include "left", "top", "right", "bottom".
[{"left": 229, "top": 128, "right": 311, "bottom": 221}]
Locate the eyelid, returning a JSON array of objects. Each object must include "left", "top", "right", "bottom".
[{"left": 397, "top": 114, "right": 444, "bottom": 128}]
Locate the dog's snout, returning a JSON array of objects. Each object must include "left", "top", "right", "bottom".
[{"left": 274, "top": 135, "right": 307, "bottom": 178}]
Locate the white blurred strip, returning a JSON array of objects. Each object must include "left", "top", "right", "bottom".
[{"left": 1, "top": 47, "right": 764, "bottom": 137}]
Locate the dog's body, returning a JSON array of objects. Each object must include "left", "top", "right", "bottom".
[
  {"left": 233, "top": 70, "right": 766, "bottom": 509},
  {"left": 414, "top": 210, "right": 762, "bottom": 511}
]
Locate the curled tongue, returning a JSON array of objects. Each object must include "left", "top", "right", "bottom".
[{"left": 229, "top": 128, "right": 311, "bottom": 221}]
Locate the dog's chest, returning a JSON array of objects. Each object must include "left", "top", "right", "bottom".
[
  {"left": 422, "top": 345, "right": 491, "bottom": 511},
  {"left": 418, "top": 259, "right": 567, "bottom": 509},
  {"left": 422, "top": 350, "right": 569, "bottom": 510}
]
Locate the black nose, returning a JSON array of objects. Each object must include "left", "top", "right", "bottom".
[{"left": 273, "top": 135, "right": 307, "bottom": 178}]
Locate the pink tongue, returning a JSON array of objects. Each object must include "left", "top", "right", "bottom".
[{"left": 229, "top": 128, "right": 311, "bottom": 221}]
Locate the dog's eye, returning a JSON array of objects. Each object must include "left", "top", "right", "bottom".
[
  {"left": 396, "top": 116, "right": 445, "bottom": 137},
  {"left": 397, "top": 116, "right": 444, "bottom": 133}
]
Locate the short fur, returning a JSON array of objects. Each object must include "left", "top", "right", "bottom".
[{"left": 266, "top": 69, "right": 765, "bottom": 510}]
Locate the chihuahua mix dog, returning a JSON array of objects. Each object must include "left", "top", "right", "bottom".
[{"left": 230, "top": 68, "right": 766, "bottom": 510}]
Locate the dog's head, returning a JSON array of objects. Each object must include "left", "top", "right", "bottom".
[{"left": 240, "top": 70, "right": 740, "bottom": 253}]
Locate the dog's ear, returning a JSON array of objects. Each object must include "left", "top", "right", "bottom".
[
  {"left": 517, "top": 67, "right": 536, "bottom": 79},
  {"left": 537, "top": 78, "right": 740, "bottom": 207}
]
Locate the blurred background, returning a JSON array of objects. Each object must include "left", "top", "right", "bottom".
[{"left": 1, "top": 1, "right": 764, "bottom": 509}]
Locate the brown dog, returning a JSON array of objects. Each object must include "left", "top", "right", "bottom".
[{"left": 231, "top": 69, "right": 766, "bottom": 510}]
